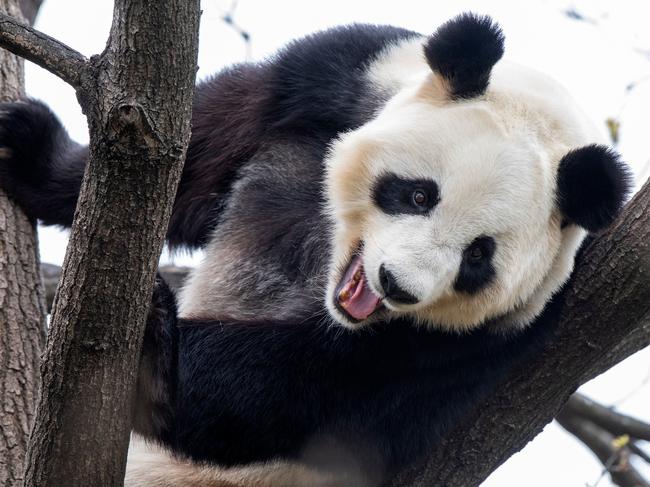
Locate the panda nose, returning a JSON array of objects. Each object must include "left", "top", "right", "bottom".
[{"left": 379, "top": 264, "right": 419, "bottom": 305}]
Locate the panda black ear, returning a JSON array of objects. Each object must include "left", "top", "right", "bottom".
[
  {"left": 424, "top": 13, "right": 505, "bottom": 99},
  {"left": 557, "top": 144, "right": 632, "bottom": 233}
]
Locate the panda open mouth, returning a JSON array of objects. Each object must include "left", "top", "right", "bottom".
[{"left": 335, "top": 254, "right": 384, "bottom": 322}]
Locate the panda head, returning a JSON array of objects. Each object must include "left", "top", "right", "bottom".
[{"left": 324, "top": 13, "right": 631, "bottom": 331}]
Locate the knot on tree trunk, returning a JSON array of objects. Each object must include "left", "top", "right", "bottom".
[{"left": 108, "top": 102, "right": 160, "bottom": 150}]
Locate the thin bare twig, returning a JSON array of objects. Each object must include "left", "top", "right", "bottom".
[
  {"left": 0, "top": 11, "right": 88, "bottom": 88},
  {"left": 215, "top": 0, "right": 251, "bottom": 60}
]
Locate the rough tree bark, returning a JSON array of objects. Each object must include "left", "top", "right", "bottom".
[
  {"left": 0, "top": 1, "right": 45, "bottom": 486},
  {"left": 0, "top": 1, "right": 200, "bottom": 485},
  {"left": 392, "top": 179, "right": 650, "bottom": 486}
]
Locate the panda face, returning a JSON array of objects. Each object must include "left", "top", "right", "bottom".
[
  {"left": 322, "top": 14, "right": 630, "bottom": 332},
  {"left": 325, "top": 86, "right": 577, "bottom": 331}
]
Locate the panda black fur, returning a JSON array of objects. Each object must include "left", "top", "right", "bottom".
[{"left": 0, "top": 13, "right": 631, "bottom": 487}]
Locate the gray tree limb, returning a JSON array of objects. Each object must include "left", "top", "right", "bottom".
[
  {"left": 630, "top": 443, "right": 650, "bottom": 464},
  {"left": 0, "top": 10, "right": 87, "bottom": 88}
]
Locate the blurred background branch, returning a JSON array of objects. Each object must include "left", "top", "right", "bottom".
[
  {"left": 216, "top": 0, "right": 251, "bottom": 60},
  {"left": 557, "top": 393, "right": 650, "bottom": 487},
  {"left": 19, "top": 0, "right": 42, "bottom": 25},
  {"left": 41, "top": 263, "right": 191, "bottom": 312}
]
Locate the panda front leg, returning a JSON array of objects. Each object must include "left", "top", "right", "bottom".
[
  {"left": 0, "top": 97, "right": 237, "bottom": 250},
  {"left": 132, "top": 274, "right": 179, "bottom": 446},
  {"left": 0, "top": 99, "right": 85, "bottom": 227}
]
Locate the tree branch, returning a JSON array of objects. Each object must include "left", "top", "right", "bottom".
[
  {"left": 558, "top": 394, "right": 650, "bottom": 486},
  {"left": 630, "top": 443, "right": 650, "bottom": 464},
  {"left": 393, "top": 178, "right": 650, "bottom": 486},
  {"left": 564, "top": 393, "right": 650, "bottom": 441},
  {"left": 0, "top": 10, "right": 88, "bottom": 88},
  {"left": 557, "top": 407, "right": 649, "bottom": 487}
]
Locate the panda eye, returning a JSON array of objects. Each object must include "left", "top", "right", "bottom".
[
  {"left": 412, "top": 190, "right": 427, "bottom": 207},
  {"left": 465, "top": 236, "right": 495, "bottom": 264},
  {"left": 372, "top": 174, "right": 439, "bottom": 216},
  {"left": 455, "top": 236, "right": 497, "bottom": 294},
  {"left": 468, "top": 245, "right": 483, "bottom": 262}
]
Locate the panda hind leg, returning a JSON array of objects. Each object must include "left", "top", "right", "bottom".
[{"left": 132, "top": 274, "right": 178, "bottom": 445}]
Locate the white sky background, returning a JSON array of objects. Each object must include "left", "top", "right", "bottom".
[{"left": 26, "top": 1, "right": 650, "bottom": 485}]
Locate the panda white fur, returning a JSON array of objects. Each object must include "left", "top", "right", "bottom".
[{"left": 0, "top": 13, "right": 630, "bottom": 487}]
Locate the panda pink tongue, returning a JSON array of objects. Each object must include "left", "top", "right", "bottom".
[{"left": 337, "top": 256, "right": 382, "bottom": 320}]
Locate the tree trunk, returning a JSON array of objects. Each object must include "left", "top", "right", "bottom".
[
  {"left": 0, "top": 1, "right": 45, "bottom": 486},
  {"left": 2, "top": 2, "right": 201, "bottom": 486}
]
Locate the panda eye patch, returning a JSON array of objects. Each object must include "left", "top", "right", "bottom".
[
  {"left": 467, "top": 237, "right": 493, "bottom": 263},
  {"left": 454, "top": 236, "right": 496, "bottom": 294},
  {"left": 373, "top": 174, "right": 439, "bottom": 215}
]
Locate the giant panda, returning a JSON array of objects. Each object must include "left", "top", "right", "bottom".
[{"left": 0, "top": 13, "right": 631, "bottom": 487}]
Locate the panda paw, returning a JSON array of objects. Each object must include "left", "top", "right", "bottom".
[
  {"left": 145, "top": 274, "right": 178, "bottom": 348},
  {"left": 135, "top": 274, "right": 178, "bottom": 440},
  {"left": 0, "top": 99, "right": 83, "bottom": 224},
  {"left": 0, "top": 99, "right": 66, "bottom": 188}
]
